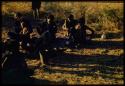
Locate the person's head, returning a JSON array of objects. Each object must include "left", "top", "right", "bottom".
[
  {"left": 47, "top": 14, "right": 54, "bottom": 23},
  {"left": 14, "top": 12, "right": 22, "bottom": 20},
  {"left": 68, "top": 14, "right": 74, "bottom": 21}
]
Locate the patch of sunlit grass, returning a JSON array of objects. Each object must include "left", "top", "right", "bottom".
[{"left": 64, "top": 48, "right": 123, "bottom": 56}]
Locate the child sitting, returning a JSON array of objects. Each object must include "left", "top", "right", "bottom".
[{"left": 19, "top": 21, "right": 32, "bottom": 52}]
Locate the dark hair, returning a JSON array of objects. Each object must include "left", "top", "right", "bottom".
[
  {"left": 68, "top": 14, "right": 74, "bottom": 20},
  {"left": 48, "top": 14, "right": 54, "bottom": 21},
  {"left": 14, "top": 12, "right": 22, "bottom": 18}
]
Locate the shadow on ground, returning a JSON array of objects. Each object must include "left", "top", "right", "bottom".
[
  {"left": 45, "top": 53, "right": 123, "bottom": 79},
  {"left": 1, "top": 39, "right": 123, "bottom": 85}
]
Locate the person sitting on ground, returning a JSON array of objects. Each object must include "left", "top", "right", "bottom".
[
  {"left": 65, "top": 14, "right": 77, "bottom": 47},
  {"left": 33, "top": 14, "right": 58, "bottom": 66},
  {"left": 1, "top": 32, "right": 31, "bottom": 84},
  {"left": 13, "top": 12, "right": 32, "bottom": 34},
  {"left": 11, "top": 12, "right": 32, "bottom": 52},
  {"left": 78, "top": 14, "right": 94, "bottom": 44},
  {"left": 13, "top": 12, "right": 23, "bottom": 34},
  {"left": 41, "top": 14, "right": 57, "bottom": 43},
  {"left": 19, "top": 21, "right": 33, "bottom": 52},
  {"left": 7, "top": 12, "right": 23, "bottom": 43},
  {"left": 29, "top": 28, "right": 41, "bottom": 53},
  {"left": 66, "top": 14, "right": 77, "bottom": 36},
  {"left": 73, "top": 21, "right": 82, "bottom": 48}
]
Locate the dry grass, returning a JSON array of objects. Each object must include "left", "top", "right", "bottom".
[
  {"left": 2, "top": 26, "right": 123, "bottom": 85},
  {"left": 26, "top": 47, "right": 124, "bottom": 85},
  {"left": 1, "top": 30, "right": 124, "bottom": 85},
  {"left": 1, "top": 2, "right": 123, "bottom": 36},
  {"left": 25, "top": 32, "right": 123, "bottom": 85},
  {"left": 2, "top": 2, "right": 32, "bottom": 15}
]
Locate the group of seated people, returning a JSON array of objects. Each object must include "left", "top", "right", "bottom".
[
  {"left": 3, "top": 12, "right": 57, "bottom": 55},
  {"left": 3, "top": 12, "right": 95, "bottom": 54},
  {"left": 2, "top": 12, "right": 96, "bottom": 61},
  {"left": 1, "top": 12, "right": 95, "bottom": 81},
  {"left": 62, "top": 14, "right": 94, "bottom": 48},
  {"left": 1, "top": 12, "right": 58, "bottom": 81}
]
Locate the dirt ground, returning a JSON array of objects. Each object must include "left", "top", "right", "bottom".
[
  {"left": 1, "top": 20, "right": 124, "bottom": 85},
  {"left": 23, "top": 30, "right": 124, "bottom": 85}
]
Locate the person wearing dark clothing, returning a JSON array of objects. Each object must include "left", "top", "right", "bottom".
[
  {"left": 66, "top": 14, "right": 76, "bottom": 36},
  {"left": 11, "top": 12, "right": 33, "bottom": 52},
  {"left": 19, "top": 21, "right": 32, "bottom": 51},
  {"left": 13, "top": 12, "right": 32, "bottom": 36},
  {"left": 73, "top": 21, "right": 82, "bottom": 47},
  {"left": 78, "top": 14, "right": 86, "bottom": 44},
  {"left": 65, "top": 14, "right": 77, "bottom": 47},
  {"left": 28, "top": 28, "right": 41, "bottom": 55},
  {"left": 41, "top": 14, "right": 57, "bottom": 42},
  {"left": 78, "top": 14, "right": 94, "bottom": 44},
  {"left": 47, "top": 15, "right": 57, "bottom": 41},
  {"left": 32, "top": 1, "right": 41, "bottom": 20},
  {"left": 33, "top": 14, "right": 57, "bottom": 65},
  {"left": 14, "top": 12, "right": 23, "bottom": 34},
  {"left": 1, "top": 33, "right": 31, "bottom": 84}
]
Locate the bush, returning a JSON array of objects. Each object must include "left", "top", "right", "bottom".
[{"left": 2, "top": 2, "right": 123, "bottom": 34}]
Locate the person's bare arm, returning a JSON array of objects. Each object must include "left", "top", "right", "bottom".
[{"left": 85, "top": 25, "right": 94, "bottom": 35}]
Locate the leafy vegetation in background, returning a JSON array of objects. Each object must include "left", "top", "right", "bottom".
[{"left": 2, "top": 2, "right": 123, "bottom": 35}]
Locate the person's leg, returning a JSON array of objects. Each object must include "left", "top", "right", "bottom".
[
  {"left": 39, "top": 51, "right": 46, "bottom": 66},
  {"left": 36, "top": 8, "right": 40, "bottom": 20},
  {"left": 33, "top": 8, "right": 38, "bottom": 20},
  {"left": 86, "top": 34, "right": 93, "bottom": 45},
  {"left": 74, "top": 35, "right": 79, "bottom": 48},
  {"left": 32, "top": 35, "right": 45, "bottom": 57},
  {"left": 32, "top": 9, "right": 35, "bottom": 19},
  {"left": 20, "top": 34, "right": 30, "bottom": 52}
]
